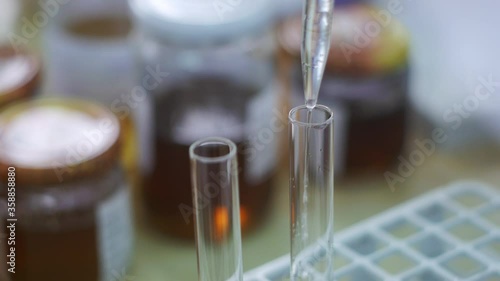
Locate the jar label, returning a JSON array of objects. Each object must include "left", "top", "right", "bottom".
[{"left": 96, "top": 186, "right": 133, "bottom": 281}]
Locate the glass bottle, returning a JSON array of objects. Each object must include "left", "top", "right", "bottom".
[
  {"left": 42, "top": 0, "right": 146, "bottom": 208},
  {"left": 130, "top": 0, "right": 280, "bottom": 238},
  {"left": 279, "top": 3, "right": 410, "bottom": 177},
  {"left": 0, "top": 98, "right": 133, "bottom": 281}
]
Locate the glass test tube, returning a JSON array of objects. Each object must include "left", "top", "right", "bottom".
[
  {"left": 190, "top": 137, "right": 243, "bottom": 281},
  {"left": 289, "top": 105, "right": 334, "bottom": 281}
]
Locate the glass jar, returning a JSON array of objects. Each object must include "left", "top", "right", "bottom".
[
  {"left": 129, "top": 0, "right": 279, "bottom": 238},
  {"left": 0, "top": 0, "right": 20, "bottom": 46},
  {"left": 42, "top": 0, "right": 149, "bottom": 211},
  {"left": 0, "top": 99, "right": 133, "bottom": 281},
  {"left": 279, "top": 4, "right": 410, "bottom": 177},
  {"left": 0, "top": 46, "right": 40, "bottom": 111},
  {"left": 43, "top": 0, "right": 134, "bottom": 101}
]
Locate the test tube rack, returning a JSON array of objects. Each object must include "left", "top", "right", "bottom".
[{"left": 244, "top": 181, "right": 500, "bottom": 281}]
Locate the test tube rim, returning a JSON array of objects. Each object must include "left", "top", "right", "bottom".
[
  {"left": 289, "top": 104, "right": 334, "bottom": 128},
  {"left": 189, "top": 136, "right": 237, "bottom": 164}
]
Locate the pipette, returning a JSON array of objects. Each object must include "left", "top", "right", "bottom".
[
  {"left": 295, "top": 2, "right": 335, "bottom": 279},
  {"left": 302, "top": 0, "right": 335, "bottom": 109}
]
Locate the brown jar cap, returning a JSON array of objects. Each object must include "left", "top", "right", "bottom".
[
  {"left": 0, "top": 98, "right": 121, "bottom": 185},
  {"left": 278, "top": 4, "right": 410, "bottom": 76},
  {"left": 0, "top": 46, "right": 41, "bottom": 109}
]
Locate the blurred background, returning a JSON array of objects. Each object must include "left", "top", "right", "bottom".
[{"left": 0, "top": 0, "right": 499, "bottom": 280}]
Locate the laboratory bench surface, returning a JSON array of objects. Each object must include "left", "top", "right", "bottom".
[{"left": 130, "top": 144, "right": 500, "bottom": 281}]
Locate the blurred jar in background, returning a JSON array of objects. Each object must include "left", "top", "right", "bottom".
[
  {"left": 273, "top": 0, "right": 302, "bottom": 22},
  {"left": 0, "top": 98, "right": 133, "bottom": 281},
  {"left": 279, "top": 3, "right": 410, "bottom": 177},
  {"left": 0, "top": 0, "right": 20, "bottom": 46},
  {"left": 42, "top": 0, "right": 149, "bottom": 201},
  {"left": 129, "top": 0, "right": 279, "bottom": 238},
  {"left": 0, "top": 46, "right": 40, "bottom": 110}
]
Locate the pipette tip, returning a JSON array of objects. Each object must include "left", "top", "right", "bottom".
[{"left": 306, "top": 99, "right": 316, "bottom": 110}]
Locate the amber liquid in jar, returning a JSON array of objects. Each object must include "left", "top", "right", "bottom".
[
  {"left": 317, "top": 67, "right": 409, "bottom": 175},
  {"left": 315, "top": 71, "right": 409, "bottom": 175},
  {"left": 14, "top": 220, "right": 100, "bottom": 281},
  {"left": 65, "top": 16, "right": 131, "bottom": 39},
  {"left": 145, "top": 78, "right": 274, "bottom": 238},
  {"left": 0, "top": 100, "right": 132, "bottom": 281},
  {"left": 343, "top": 94, "right": 407, "bottom": 173},
  {"left": 4, "top": 168, "right": 128, "bottom": 281}
]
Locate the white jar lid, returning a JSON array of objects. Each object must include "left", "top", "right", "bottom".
[{"left": 128, "top": 0, "right": 274, "bottom": 45}]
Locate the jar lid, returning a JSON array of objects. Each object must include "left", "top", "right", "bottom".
[
  {"left": 128, "top": 0, "right": 274, "bottom": 45},
  {"left": 279, "top": 4, "right": 410, "bottom": 76},
  {"left": 0, "top": 98, "right": 121, "bottom": 185},
  {"left": 0, "top": 46, "right": 40, "bottom": 109}
]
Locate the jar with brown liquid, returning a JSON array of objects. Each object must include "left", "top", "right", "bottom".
[
  {"left": 0, "top": 98, "right": 133, "bottom": 281},
  {"left": 129, "top": 0, "right": 279, "bottom": 238},
  {"left": 279, "top": 4, "right": 411, "bottom": 176},
  {"left": 0, "top": 46, "right": 40, "bottom": 111}
]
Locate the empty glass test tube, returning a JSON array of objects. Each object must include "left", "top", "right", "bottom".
[
  {"left": 289, "top": 105, "right": 334, "bottom": 281},
  {"left": 189, "top": 137, "right": 243, "bottom": 281}
]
